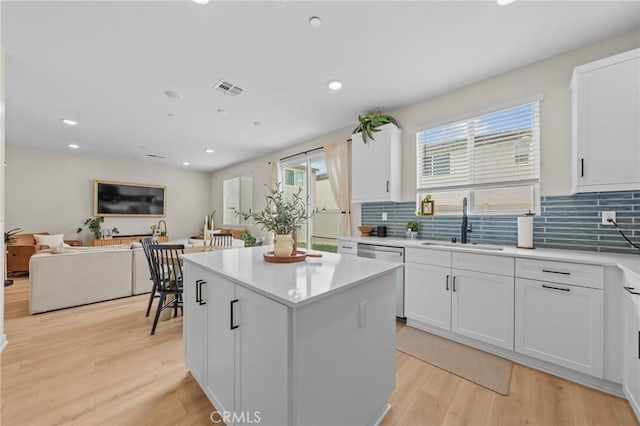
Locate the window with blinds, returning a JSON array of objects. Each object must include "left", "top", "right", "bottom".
[{"left": 416, "top": 100, "right": 540, "bottom": 215}]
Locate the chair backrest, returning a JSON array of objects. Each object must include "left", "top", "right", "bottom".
[
  {"left": 140, "top": 237, "right": 158, "bottom": 280},
  {"left": 148, "top": 244, "right": 185, "bottom": 292},
  {"left": 212, "top": 233, "right": 233, "bottom": 247}
]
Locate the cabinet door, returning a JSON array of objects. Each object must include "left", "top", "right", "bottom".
[
  {"left": 451, "top": 269, "right": 514, "bottom": 350},
  {"left": 183, "top": 263, "right": 209, "bottom": 386},
  {"left": 236, "top": 285, "right": 289, "bottom": 425},
  {"left": 205, "top": 275, "right": 237, "bottom": 414},
  {"left": 515, "top": 278, "right": 603, "bottom": 377},
  {"left": 405, "top": 262, "right": 451, "bottom": 331},
  {"left": 575, "top": 55, "right": 640, "bottom": 191},
  {"left": 623, "top": 294, "right": 640, "bottom": 417},
  {"left": 351, "top": 124, "right": 401, "bottom": 203}
]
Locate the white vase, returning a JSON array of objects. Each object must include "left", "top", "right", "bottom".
[{"left": 273, "top": 233, "right": 293, "bottom": 257}]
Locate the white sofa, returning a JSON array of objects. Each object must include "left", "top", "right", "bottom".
[{"left": 29, "top": 238, "right": 244, "bottom": 314}]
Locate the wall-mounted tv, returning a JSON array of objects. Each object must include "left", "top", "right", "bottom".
[{"left": 94, "top": 180, "right": 166, "bottom": 217}]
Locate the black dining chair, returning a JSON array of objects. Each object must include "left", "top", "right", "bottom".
[
  {"left": 148, "top": 244, "right": 185, "bottom": 335},
  {"left": 141, "top": 237, "right": 159, "bottom": 317},
  {"left": 212, "top": 233, "right": 233, "bottom": 247}
]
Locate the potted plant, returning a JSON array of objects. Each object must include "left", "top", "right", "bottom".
[
  {"left": 77, "top": 217, "right": 120, "bottom": 240},
  {"left": 240, "top": 230, "right": 257, "bottom": 248},
  {"left": 406, "top": 221, "right": 419, "bottom": 239},
  {"left": 235, "top": 184, "right": 314, "bottom": 257},
  {"left": 352, "top": 111, "right": 400, "bottom": 144},
  {"left": 4, "top": 227, "right": 22, "bottom": 287}
]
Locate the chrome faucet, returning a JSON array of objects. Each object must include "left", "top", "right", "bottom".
[{"left": 461, "top": 197, "right": 470, "bottom": 244}]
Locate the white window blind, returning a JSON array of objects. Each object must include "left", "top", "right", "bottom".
[{"left": 416, "top": 101, "right": 540, "bottom": 214}]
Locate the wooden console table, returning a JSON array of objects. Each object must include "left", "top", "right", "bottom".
[{"left": 93, "top": 235, "right": 168, "bottom": 247}]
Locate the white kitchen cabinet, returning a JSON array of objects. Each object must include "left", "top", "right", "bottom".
[
  {"left": 623, "top": 289, "right": 640, "bottom": 420},
  {"left": 205, "top": 274, "right": 289, "bottom": 424},
  {"left": 351, "top": 123, "right": 402, "bottom": 203},
  {"left": 405, "top": 247, "right": 515, "bottom": 350},
  {"left": 515, "top": 277, "right": 604, "bottom": 378},
  {"left": 451, "top": 269, "right": 514, "bottom": 350},
  {"left": 183, "top": 263, "right": 209, "bottom": 387},
  {"left": 405, "top": 262, "right": 451, "bottom": 330},
  {"left": 571, "top": 48, "right": 640, "bottom": 193}
]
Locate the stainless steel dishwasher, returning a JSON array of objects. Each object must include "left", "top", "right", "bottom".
[{"left": 357, "top": 243, "right": 405, "bottom": 319}]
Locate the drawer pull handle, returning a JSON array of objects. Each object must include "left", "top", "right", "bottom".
[
  {"left": 230, "top": 299, "right": 239, "bottom": 330},
  {"left": 542, "top": 269, "right": 571, "bottom": 276},
  {"left": 198, "top": 280, "right": 207, "bottom": 305},
  {"left": 195, "top": 279, "right": 203, "bottom": 303},
  {"left": 342, "top": 245, "right": 353, "bottom": 249},
  {"left": 542, "top": 284, "right": 570, "bottom": 292},
  {"left": 445, "top": 275, "right": 450, "bottom": 291}
]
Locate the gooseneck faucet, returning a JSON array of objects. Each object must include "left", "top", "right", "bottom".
[{"left": 461, "top": 197, "right": 469, "bottom": 244}]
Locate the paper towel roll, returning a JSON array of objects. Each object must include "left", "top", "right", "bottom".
[{"left": 517, "top": 216, "right": 534, "bottom": 249}]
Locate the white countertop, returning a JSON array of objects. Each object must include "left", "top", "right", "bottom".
[
  {"left": 182, "top": 246, "right": 402, "bottom": 308},
  {"left": 342, "top": 236, "right": 640, "bottom": 286}
]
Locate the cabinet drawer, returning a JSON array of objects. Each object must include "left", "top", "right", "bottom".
[
  {"left": 406, "top": 247, "right": 451, "bottom": 267},
  {"left": 516, "top": 258, "right": 604, "bottom": 289},
  {"left": 337, "top": 240, "right": 357, "bottom": 256},
  {"left": 452, "top": 252, "right": 514, "bottom": 276}
]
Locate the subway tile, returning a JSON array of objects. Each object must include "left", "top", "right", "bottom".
[{"left": 361, "top": 190, "right": 640, "bottom": 255}]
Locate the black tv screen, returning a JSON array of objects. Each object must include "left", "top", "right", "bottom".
[{"left": 94, "top": 180, "right": 166, "bottom": 217}]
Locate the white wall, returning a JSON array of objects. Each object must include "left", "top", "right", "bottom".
[
  {"left": 210, "top": 29, "right": 639, "bottom": 236},
  {"left": 1, "top": 47, "right": 6, "bottom": 352},
  {"left": 5, "top": 145, "right": 211, "bottom": 245}
]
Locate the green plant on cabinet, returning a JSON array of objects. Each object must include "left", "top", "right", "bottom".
[
  {"left": 77, "top": 217, "right": 120, "bottom": 240},
  {"left": 352, "top": 111, "right": 400, "bottom": 144}
]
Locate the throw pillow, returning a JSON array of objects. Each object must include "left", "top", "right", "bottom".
[
  {"left": 34, "top": 234, "right": 65, "bottom": 248},
  {"left": 51, "top": 242, "right": 65, "bottom": 254}
]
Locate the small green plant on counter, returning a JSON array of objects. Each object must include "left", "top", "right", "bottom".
[
  {"left": 407, "top": 221, "right": 420, "bottom": 232},
  {"left": 77, "top": 217, "right": 120, "bottom": 240},
  {"left": 240, "top": 230, "right": 257, "bottom": 247}
]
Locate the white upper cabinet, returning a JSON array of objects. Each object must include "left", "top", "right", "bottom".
[
  {"left": 571, "top": 49, "right": 640, "bottom": 193},
  {"left": 351, "top": 123, "right": 402, "bottom": 203}
]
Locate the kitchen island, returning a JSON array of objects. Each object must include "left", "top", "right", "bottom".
[{"left": 182, "top": 246, "right": 402, "bottom": 426}]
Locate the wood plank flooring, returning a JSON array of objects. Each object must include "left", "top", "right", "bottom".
[{"left": 2, "top": 277, "right": 638, "bottom": 426}]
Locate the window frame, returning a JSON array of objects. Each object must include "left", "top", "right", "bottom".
[{"left": 415, "top": 95, "right": 543, "bottom": 216}]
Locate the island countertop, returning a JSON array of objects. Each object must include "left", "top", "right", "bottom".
[{"left": 182, "top": 245, "right": 402, "bottom": 308}]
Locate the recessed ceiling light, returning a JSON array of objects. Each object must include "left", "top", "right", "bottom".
[
  {"left": 497, "top": 0, "right": 515, "bottom": 5},
  {"left": 67, "top": 144, "right": 79, "bottom": 149},
  {"left": 217, "top": 109, "right": 228, "bottom": 116},
  {"left": 253, "top": 121, "right": 263, "bottom": 127},
  {"left": 168, "top": 113, "right": 175, "bottom": 118},
  {"left": 309, "top": 16, "right": 322, "bottom": 28},
  {"left": 192, "top": 0, "right": 209, "bottom": 4},
  {"left": 206, "top": 149, "right": 215, "bottom": 154},
  {"left": 61, "top": 118, "right": 78, "bottom": 126},
  {"left": 164, "top": 90, "right": 183, "bottom": 100},
  {"left": 328, "top": 80, "right": 343, "bottom": 91},
  {"left": 182, "top": 162, "right": 190, "bottom": 166}
]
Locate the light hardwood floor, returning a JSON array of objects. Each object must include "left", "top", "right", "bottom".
[{"left": 2, "top": 276, "right": 638, "bottom": 426}]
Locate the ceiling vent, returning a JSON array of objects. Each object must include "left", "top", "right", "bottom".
[
  {"left": 146, "top": 154, "right": 166, "bottom": 159},
  {"left": 213, "top": 79, "right": 245, "bottom": 96}
]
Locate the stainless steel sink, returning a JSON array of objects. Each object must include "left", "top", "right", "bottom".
[{"left": 420, "top": 241, "right": 504, "bottom": 251}]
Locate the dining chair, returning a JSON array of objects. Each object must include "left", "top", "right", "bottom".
[
  {"left": 148, "top": 244, "right": 185, "bottom": 335},
  {"left": 213, "top": 233, "right": 233, "bottom": 247},
  {"left": 141, "top": 237, "right": 159, "bottom": 317}
]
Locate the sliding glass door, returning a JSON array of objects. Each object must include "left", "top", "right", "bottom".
[{"left": 280, "top": 153, "right": 339, "bottom": 253}]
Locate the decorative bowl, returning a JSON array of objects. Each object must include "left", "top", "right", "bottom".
[{"left": 357, "top": 226, "right": 374, "bottom": 237}]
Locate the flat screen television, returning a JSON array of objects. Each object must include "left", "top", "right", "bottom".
[{"left": 94, "top": 180, "right": 166, "bottom": 217}]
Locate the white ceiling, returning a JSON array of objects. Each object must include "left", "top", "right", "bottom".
[{"left": 2, "top": 1, "right": 639, "bottom": 172}]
